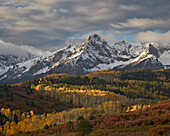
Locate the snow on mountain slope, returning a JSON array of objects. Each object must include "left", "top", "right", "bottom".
[
  {"left": 112, "top": 41, "right": 146, "bottom": 58},
  {"left": 0, "top": 40, "right": 51, "bottom": 75},
  {"left": 0, "top": 34, "right": 170, "bottom": 84},
  {"left": 159, "top": 51, "right": 170, "bottom": 65},
  {"left": 0, "top": 52, "right": 36, "bottom": 75},
  {"left": 121, "top": 43, "right": 170, "bottom": 70}
]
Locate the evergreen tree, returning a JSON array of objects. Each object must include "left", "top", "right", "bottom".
[{"left": 77, "top": 119, "right": 93, "bottom": 136}]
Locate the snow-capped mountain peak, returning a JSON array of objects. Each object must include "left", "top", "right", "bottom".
[
  {"left": 125, "top": 42, "right": 170, "bottom": 70},
  {"left": 146, "top": 43, "right": 159, "bottom": 57},
  {"left": 0, "top": 40, "right": 42, "bottom": 75},
  {"left": 88, "top": 34, "right": 102, "bottom": 42},
  {"left": 0, "top": 34, "right": 170, "bottom": 84}
]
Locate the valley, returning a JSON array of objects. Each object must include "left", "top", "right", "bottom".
[
  {"left": 0, "top": 0, "right": 170, "bottom": 135},
  {"left": 0, "top": 69, "right": 169, "bottom": 135}
]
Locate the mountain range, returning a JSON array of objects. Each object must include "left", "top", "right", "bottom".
[{"left": 0, "top": 34, "right": 170, "bottom": 84}]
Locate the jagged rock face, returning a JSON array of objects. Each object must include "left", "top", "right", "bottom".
[
  {"left": 120, "top": 43, "right": 167, "bottom": 70},
  {"left": 122, "top": 57, "right": 164, "bottom": 70},
  {"left": 0, "top": 54, "right": 36, "bottom": 76},
  {"left": 0, "top": 34, "right": 170, "bottom": 84},
  {"left": 147, "top": 44, "right": 159, "bottom": 58}
]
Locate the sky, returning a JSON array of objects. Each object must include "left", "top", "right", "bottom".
[{"left": 0, "top": 0, "right": 170, "bottom": 52}]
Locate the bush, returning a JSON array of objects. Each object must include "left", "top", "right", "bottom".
[
  {"left": 150, "top": 125, "right": 170, "bottom": 136},
  {"left": 156, "top": 110, "right": 164, "bottom": 115},
  {"left": 44, "top": 124, "right": 49, "bottom": 129},
  {"left": 77, "top": 116, "right": 85, "bottom": 121},
  {"left": 66, "top": 121, "right": 74, "bottom": 130},
  {"left": 26, "top": 131, "right": 31, "bottom": 134},
  {"left": 77, "top": 119, "right": 93, "bottom": 136},
  {"left": 89, "top": 115, "right": 95, "bottom": 120}
]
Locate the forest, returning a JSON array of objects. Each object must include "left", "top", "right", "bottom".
[{"left": 0, "top": 69, "right": 169, "bottom": 136}]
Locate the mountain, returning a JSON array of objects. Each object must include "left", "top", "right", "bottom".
[
  {"left": 0, "top": 34, "right": 170, "bottom": 83},
  {"left": 0, "top": 40, "right": 42, "bottom": 76},
  {"left": 0, "top": 40, "right": 52, "bottom": 78},
  {"left": 0, "top": 50, "right": 38, "bottom": 74},
  {"left": 0, "top": 51, "right": 36, "bottom": 76},
  {"left": 119, "top": 43, "right": 170, "bottom": 70}
]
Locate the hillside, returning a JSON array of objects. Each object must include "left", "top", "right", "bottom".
[
  {"left": 87, "top": 69, "right": 170, "bottom": 82},
  {"left": 0, "top": 69, "right": 169, "bottom": 135},
  {"left": 0, "top": 84, "right": 75, "bottom": 114},
  {"left": 22, "top": 69, "right": 170, "bottom": 101},
  {"left": 14, "top": 100, "right": 170, "bottom": 136}
]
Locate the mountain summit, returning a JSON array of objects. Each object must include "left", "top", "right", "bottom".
[{"left": 0, "top": 34, "right": 170, "bottom": 83}]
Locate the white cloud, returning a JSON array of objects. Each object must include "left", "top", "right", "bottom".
[
  {"left": 0, "top": 0, "right": 33, "bottom": 7},
  {"left": 81, "top": 31, "right": 117, "bottom": 45},
  {"left": 134, "top": 31, "right": 170, "bottom": 43},
  {"left": 120, "top": 5, "right": 140, "bottom": 11},
  {"left": 20, "top": 45, "right": 51, "bottom": 55},
  {"left": 0, "top": 40, "right": 51, "bottom": 56},
  {"left": 59, "top": 8, "right": 69, "bottom": 13},
  {"left": 111, "top": 18, "right": 170, "bottom": 29},
  {"left": 0, "top": 0, "right": 169, "bottom": 50}
]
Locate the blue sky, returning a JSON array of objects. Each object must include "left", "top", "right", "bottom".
[{"left": 0, "top": 0, "right": 169, "bottom": 51}]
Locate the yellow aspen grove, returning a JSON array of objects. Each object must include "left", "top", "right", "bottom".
[
  {"left": 1, "top": 108, "right": 11, "bottom": 119},
  {"left": 19, "top": 120, "right": 27, "bottom": 132},
  {"left": 33, "top": 85, "right": 135, "bottom": 108},
  {"left": 3, "top": 121, "right": 10, "bottom": 135},
  {"left": 0, "top": 127, "right": 3, "bottom": 135},
  {"left": 0, "top": 102, "right": 150, "bottom": 136},
  {"left": 30, "top": 111, "right": 34, "bottom": 117},
  {"left": 8, "top": 122, "right": 17, "bottom": 136},
  {"left": 36, "top": 84, "right": 45, "bottom": 91},
  {"left": 31, "top": 115, "right": 39, "bottom": 129},
  {"left": 21, "top": 112, "right": 26, "bottom": 120}
]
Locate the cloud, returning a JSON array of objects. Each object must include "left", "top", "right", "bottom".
[
  {"left": 0, "top": 0, "right": 169, "bottom": 51},
  {"left": 0, "top": 0, "right": 33, "bottom": 7},
  {"left": 0, "top": 40, "right": 51, "bottom": 56},
  {"left": 81, "top": 31, "right": 117, "bottom": 45},
  {"left": 134, "top": 31, "right": 170, "bottom": 43},
  {"left": 111, "top": 18, "right": 170, "bottom": 29},
  {"left": 119, "top": 5, "right": 141, "bottom": 11},
  {"left": 20, "top": 45, "right": 51, "bottom": 56}
]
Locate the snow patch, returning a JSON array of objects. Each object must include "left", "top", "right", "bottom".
[
  {"left": 33, "top": 66, "right": 50, "bottom": 76},
  {"left": 88, "top": 59, "right": 133, "bottom": 72},
  {"left": 159, "top": 51, "right": 170, "bottom": 65},
  {"left": 0, "top": 74, "right": 7, "bottom": 80}
]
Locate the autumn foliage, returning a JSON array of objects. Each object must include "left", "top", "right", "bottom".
[{"left": 0, "top": 69, "right": 169, "bottom": 136}]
